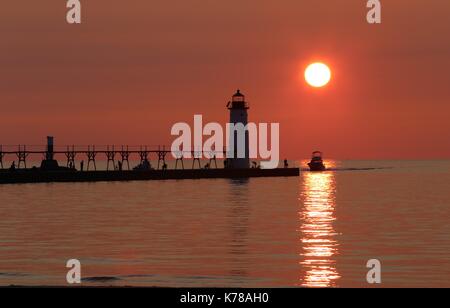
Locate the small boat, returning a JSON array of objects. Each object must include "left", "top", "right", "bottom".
[{"left": 308, "top": 151, "right": 326, "bottom": 171}]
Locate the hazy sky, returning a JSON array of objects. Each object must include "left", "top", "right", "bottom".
[{"left": 1, "top": 0, "right": 450, "bottom": 159}]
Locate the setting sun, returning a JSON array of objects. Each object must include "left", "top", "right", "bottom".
[{"left": 305, "top": 62, "right": 331, "bottom": 88}]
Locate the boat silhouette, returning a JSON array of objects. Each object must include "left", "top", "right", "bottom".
[{"left": 308, "top": 151, "right": 326, "bottom": 171}]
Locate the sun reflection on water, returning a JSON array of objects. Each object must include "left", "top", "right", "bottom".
[{"left": 298, "top": 171, "right": 340, "bottom": 287}]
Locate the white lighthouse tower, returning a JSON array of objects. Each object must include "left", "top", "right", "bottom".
[{"left": 226, "top": 90, "right": 250, "bottom": 169}]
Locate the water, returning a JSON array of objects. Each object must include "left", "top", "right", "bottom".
[{"left": 0, "top": 160, "right": 449, "bottom": 287}]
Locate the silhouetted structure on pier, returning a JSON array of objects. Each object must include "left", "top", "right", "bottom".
[
  {"left": 226, "top": 90, "right": 250, "bottom": 169},
  {"left": 0, "top": 139, "right": 225, "bottom": 172},
  {"left": 0, "top": 90, "right": 300, "bottom": 184}
]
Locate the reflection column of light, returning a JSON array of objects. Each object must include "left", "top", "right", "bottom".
[{"left": 298, "top": 172, "right": 340, "bottom": 287}]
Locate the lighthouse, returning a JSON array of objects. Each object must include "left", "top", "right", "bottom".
[{"left": 226, "top": 90, "right": 250, "bottom": 169}]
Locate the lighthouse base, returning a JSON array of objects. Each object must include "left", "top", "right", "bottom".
[{"left": 40, "top": 159, "right": 60, "bottom": 171}]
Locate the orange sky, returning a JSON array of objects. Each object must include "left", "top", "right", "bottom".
[{"left": 1, "top": 0, "right": 450, "bottom": 159}]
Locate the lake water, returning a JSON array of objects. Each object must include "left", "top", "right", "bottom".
[{"left": 0, "top": 160, "right": 449, "bottom": 287}]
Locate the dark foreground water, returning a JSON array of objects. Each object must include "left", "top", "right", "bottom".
[{"left": 0, "top": 160, "right": 449, "bottom": 287}]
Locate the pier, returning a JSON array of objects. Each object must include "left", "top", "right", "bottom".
[
  {"left": 0, "top": 143, "right": 299, "bottom": 184},
  {"left": 0, "top": 91, "right": 300, "bottom": 184},
  {"left": 0, "top": 144, "right": 175, "bottom": 171},
  {"left": 0, "top": 168, "right": 300, "bottom": 184}
]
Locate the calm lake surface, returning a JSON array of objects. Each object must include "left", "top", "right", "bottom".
[{"left": 0, "top": 160, "right": 449, "bottom": 287}]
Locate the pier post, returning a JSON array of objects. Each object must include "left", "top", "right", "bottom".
[
  {"left": 210, "top": 154, "right": 218, "bottom": 169},
  {"left": 192, "top": 150, "right": 201, "bottom": 169},
  {"left": 65, "top": 145, "right": 76, "bottom": 168},
  {"left": 106, "top": 145, "right": 116, "bottom": 171},
  {"left": 139, "top": 146, "right": 149, "bottom": 165},
  {"left": 157, "top": 146, "right": 167, "bottom": 170},
  {"left": 17, "top": 145, "right": 28, "bottom": 169},
  {"left": 87, "top": 145, "right": 97, "bottom": 171},
  {"left": 175, "top": 152, "right": 184, "bottom": 170},
  {"left": 120, "top": 146, "right": 130, "bottom": 170}
]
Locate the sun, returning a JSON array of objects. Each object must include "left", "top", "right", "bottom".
[{"left": 304, "top": 62, "right": 331, "bottom": 88}]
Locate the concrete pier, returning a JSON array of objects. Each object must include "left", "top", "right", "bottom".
[{"left": 0, "top": 168, "right": 300, "bottom": 184}]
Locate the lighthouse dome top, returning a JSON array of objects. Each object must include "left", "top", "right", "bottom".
[
  {"left": 228, "top": 89, "right": 249, "bottom": 109},
  {"left": 233, "top": 89, "right": 244, "bottom": 98}
]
